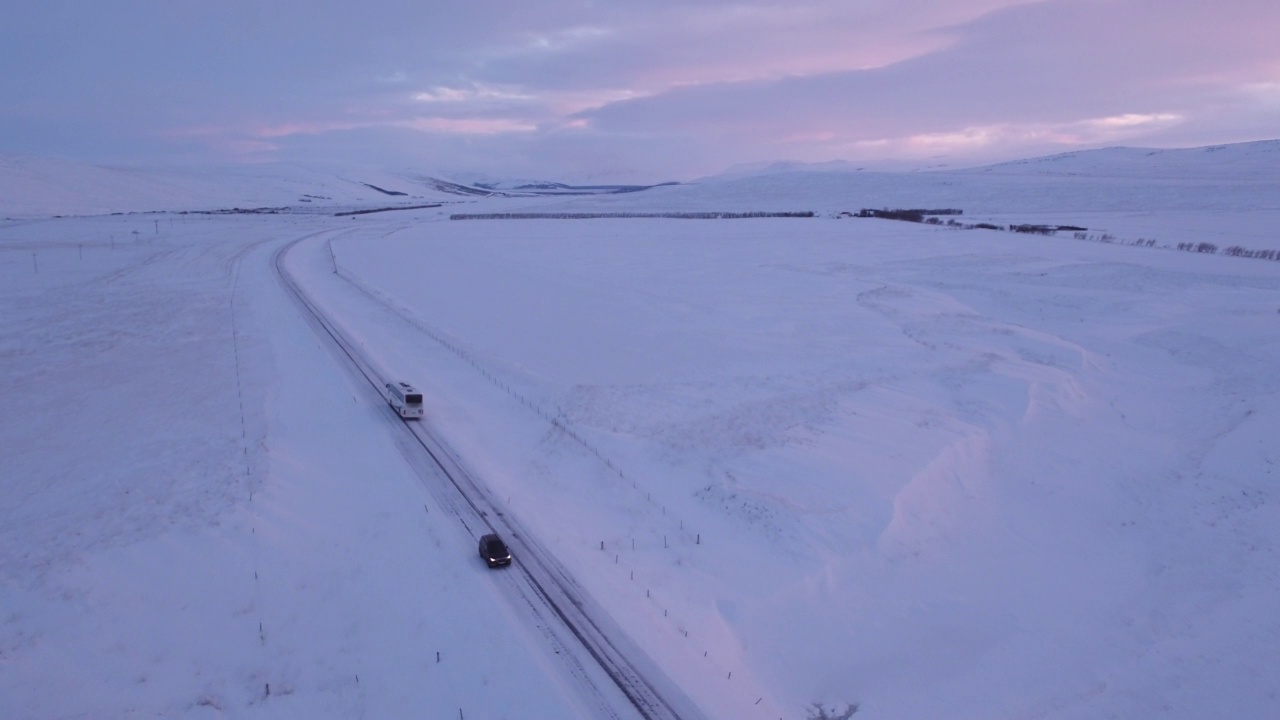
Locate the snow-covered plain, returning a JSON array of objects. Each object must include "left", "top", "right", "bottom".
[{"left": 3, "top": 143, "right": 1279, "bottom": 719}]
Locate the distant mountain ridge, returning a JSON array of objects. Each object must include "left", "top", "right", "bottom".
[
  {"left": 472, "top": 179, "right": 680, "bottom": 195},
  {"left": 2, "top": 138, "right": 1276, "bottom": 217},
  {"left": 963, "top": 139, "right": 1280, "bottom": 180},
  {"left": 706, "top": 139, "right": 1280, "bottom": 183},
  {"left": 0, "top": 157, "right": 680, "bottom": 217},
  {"left": 0, "top": 157, "right": 456, "bottom": 217},
  {"left": 408, "top": 175, "right": 680, "bottom": 197}
]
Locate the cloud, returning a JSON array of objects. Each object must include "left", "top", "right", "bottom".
[
  {"left": 846, "top": 112, "right": 1186, "bottom": 159},
  {"left": 395, "top": 117, "right": 538, "bottom": 135},
  {"left": 1084, "top": 114, "right": 1183, "bottom": 131},
  {"left": 376, "top": 71, "right": 409, "bottom": 85},
  {"left": 1, "top": 0, "right": 1276, "bottom": 177},
  {"left": 412, "top": 85, "right": 533, "bottom": 104},
  {"left": 573, "top": 0, "right": 1280, "bottom": 167}
]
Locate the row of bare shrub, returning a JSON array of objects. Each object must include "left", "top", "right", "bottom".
[
  {"left": 855, "top": 208, "right": 1280, "bottom": 261},
  {"left": 450, "top": 211, "right": 815, "bottom": 220}
]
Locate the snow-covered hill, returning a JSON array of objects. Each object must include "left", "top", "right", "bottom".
[
  {"left": 482, "top": 141, "right": 1280, "bottom": 243},
  {"left": 4, "top": 139, "right": 1277, "bottom": 220},
  {"left": 3, "top": 141, "right": 1279, "bottom": 719},
  {"left": 0, "top": 157, "right": 686, "bottom": 218},
  {"left": 963, "top": 139, "right": 1280, "bottom": 180},
  {"left": 0, "top": 156, "right": 466, "bottom": 217}
]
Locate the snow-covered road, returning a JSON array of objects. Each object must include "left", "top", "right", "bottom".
[{"left": 275, "top": 226, "right": 704, "bottom": 720}]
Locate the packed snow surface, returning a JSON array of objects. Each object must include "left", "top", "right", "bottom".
[{"left": 2, "top": 142, "right": 1279, "bottom": 719}]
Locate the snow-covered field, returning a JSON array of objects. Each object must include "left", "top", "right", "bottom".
[{"left": 3, "top": 143, "right": 1279, "bottom": 719}]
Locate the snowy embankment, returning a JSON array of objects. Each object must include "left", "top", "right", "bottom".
[{"left": 2, "top": 141, "right": 1279, "bottom": 719}]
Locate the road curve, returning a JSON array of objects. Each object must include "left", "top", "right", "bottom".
[{"left": 272, "top": 227, "right": 707, "bottom": 720}]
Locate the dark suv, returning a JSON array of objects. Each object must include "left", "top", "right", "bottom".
[{"left": 479, "top": 533, "right": 512, "bottom": 568}]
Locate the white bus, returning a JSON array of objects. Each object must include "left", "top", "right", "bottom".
[{"left": 385, "top": 381, "right": 424, "bottom": 419}]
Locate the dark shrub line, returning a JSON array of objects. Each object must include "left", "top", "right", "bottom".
[
  {"left": 1221, "top": 245, "right": 1279, "bottom": 259},
  {"left": 450, "top": 210, "right": 808, "bottom": 219},
  {"left": 849, "top": 208, "right": 963, "bottom": 222},
  {"left": 334, "top": 204, "right": 442, "bottom": 217},
  {"left": 361, "top": 183, "right": 408, "bottom": 197},
  {"left": 854, "top": 208, "right": 1280, "bottom": 262},
  {"left": 853, "top": 208, "right": 1086, "bottom": 235},
  {"left": 177, "top": 207, "right": 292, "bottom": 215}
]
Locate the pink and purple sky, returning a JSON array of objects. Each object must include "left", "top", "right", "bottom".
[{"left": 2, "top": 0, "right": 1278, "bottom": 181}]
